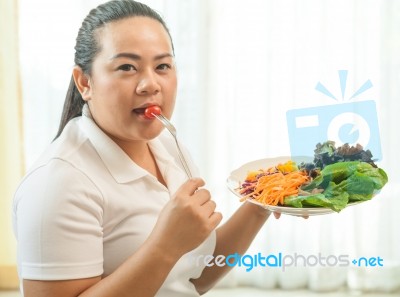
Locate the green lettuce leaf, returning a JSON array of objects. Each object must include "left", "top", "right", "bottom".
[
  {"left": 285, "top": 161, "right": 388, "bottom": 212},
  {"left": 285, "top": 182, "right": 349, "bottom": 212},
  {"left": 302, "top": 161, "right": 360, "bottom": 190}
]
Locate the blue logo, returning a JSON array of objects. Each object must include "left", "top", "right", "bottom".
[{"left": 286, "top": 70, "right": 382, "bottom": 159}]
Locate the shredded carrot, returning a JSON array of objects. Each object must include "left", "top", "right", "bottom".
[{"left": 240, "top": 170, "right": 310, "bottom": 206}]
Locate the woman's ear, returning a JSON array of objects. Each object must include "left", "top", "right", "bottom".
[{"left": 72, "top": 66, "right": 92, "bottom": 101}]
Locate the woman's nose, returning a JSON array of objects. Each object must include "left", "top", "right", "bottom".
[{"left": 136, "top": 70, "right": 160, "bottom": 95}]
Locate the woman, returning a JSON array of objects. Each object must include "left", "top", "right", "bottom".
[{"left": 13, "top": 1, "right": 277, "bottom": 296}]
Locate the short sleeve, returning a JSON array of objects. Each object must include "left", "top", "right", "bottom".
[{"left": 13, "top": 158, "right": 104, "bottom": 280}]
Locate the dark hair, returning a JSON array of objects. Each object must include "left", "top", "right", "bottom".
[{"left": 54, "top": 0, "right": 173, "bottom": 139}]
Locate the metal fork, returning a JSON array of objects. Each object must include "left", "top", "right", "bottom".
[{"left": 152, "top": 113, "right": 193, "bottom": 179}]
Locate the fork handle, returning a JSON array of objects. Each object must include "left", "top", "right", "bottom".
[{"left": 174, "top": 139, "right": 193, "bottom": 179}]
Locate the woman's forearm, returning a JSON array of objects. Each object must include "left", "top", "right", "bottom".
[
  {"left": 80, "top": 238, "right": 179, "bottom": 297},
  {"left": 24, "top": 237, "right": 181, "bottom": 297},
  {"left": 191, "top": 202, "right": 272, "bottom": 294}
]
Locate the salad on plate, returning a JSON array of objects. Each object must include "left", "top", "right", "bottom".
[{"left": 229, "top": 141, "right": 388, "bottom": 214}]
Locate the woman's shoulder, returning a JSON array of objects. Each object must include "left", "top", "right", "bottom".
[
  {"left": 40, "top": 118, "right": 90, "bottom": 163},
  {"left": 15, "top": 157, "right": 103, "bottom": 202},
  {"left": 16, "top": 118, "right": 104, "bottom": 197},
  {"left": 27, "top": 118, "right": 101, "bottom": 176}
]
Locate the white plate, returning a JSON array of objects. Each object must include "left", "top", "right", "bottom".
[{"left": 226, "top": 156, "right": 360, "bottom": 217}]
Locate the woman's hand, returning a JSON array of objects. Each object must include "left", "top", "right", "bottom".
[{"left": 148, "top": 178, "right": 223, "bottom": 259}]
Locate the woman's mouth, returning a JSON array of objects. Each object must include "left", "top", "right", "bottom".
[
  {"left": 133, "top": 105, "right": 162, "bottom": 119},
  {"left": 132, "top": 107, "right": 146, "bottom": 115}
]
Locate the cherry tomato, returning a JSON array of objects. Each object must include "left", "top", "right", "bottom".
[{"left": 144, "top": 105, "right": 161, "bottom": 119}]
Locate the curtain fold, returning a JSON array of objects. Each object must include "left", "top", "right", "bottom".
[{"left": 0, "top": 0, "right": 23, "bottom": 290}]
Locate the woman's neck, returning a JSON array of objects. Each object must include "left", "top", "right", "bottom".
[{"left": 110, "top": 137, "right": 167, "bottom": 187}]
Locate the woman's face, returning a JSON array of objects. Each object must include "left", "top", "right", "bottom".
[{"left": 85, "top": 16, "right": 177, "bottom": 142}]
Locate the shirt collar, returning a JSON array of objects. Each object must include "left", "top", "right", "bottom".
[
  {"left": 148, "top": 137, "right": 188, "bottom": 193},
  {"left": 79, "top": 104, "right": 187, "bottom": 188},
  {"left": 80, "top": 104, "right": 148, "bottom": 183}
]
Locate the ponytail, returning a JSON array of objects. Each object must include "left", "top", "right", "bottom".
[{"left": 54, "top": 76, "right": 85, "bottom": 140}]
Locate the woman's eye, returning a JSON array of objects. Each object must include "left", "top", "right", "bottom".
[
  {"left": 118, "top": 64, "right": 136, "bottom": 72},
  {"left": 157, "top": 64, "right": 172, "bottom": 71}
]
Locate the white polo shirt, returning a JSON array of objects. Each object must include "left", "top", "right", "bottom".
[{"left": 13, "top": 106, "right": 216, "bottom": 297}]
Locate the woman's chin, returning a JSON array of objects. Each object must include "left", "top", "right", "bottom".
[{"left": 137, "top": 126, "right": 164, "bottom": 141}]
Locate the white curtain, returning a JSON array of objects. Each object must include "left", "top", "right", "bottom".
[{"left": 19, "top": 0, "right": 400, "bottom": 293}]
